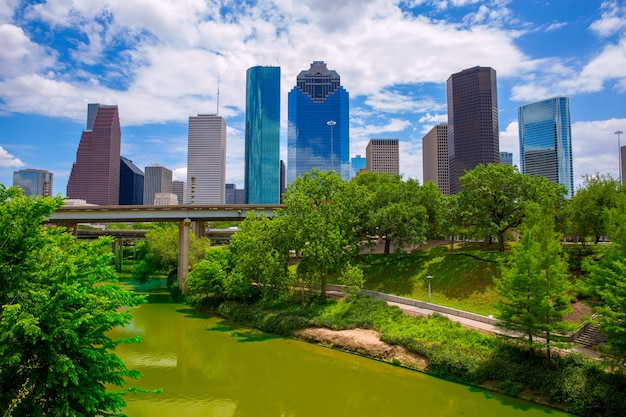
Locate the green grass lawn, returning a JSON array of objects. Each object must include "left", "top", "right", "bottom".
[{"left": 355, "top": 243, "right": 508, "bottom": 316}]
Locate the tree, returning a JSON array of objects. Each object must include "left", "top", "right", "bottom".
[
  {"left": 495, "top": 202, "right": 572, "bottom": 366},
  {"left": 282, "top": 170, "right": 369, "bottom": 296},
  {"left": 185, "top": 247, "right": 231, "bottom": 300},
  {"left": 353, "top": 172, "right": 430, "bottom": 254},
  {"left": 457, "top": 163, "right": 567, "bottom": 251},
  {"left": 583, "top": 191, "right": 626, "bottom": 368},
  {"left": 571, "top": 173, "right": 621, "bottom": 244},
  {"left": 0, "top": 185, "right": 144, "bottom": 416},
  {"left": 228, "top": 213, "right": 292, "bottom": 303}
]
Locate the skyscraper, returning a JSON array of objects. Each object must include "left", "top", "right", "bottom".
[
  {"left": 366, "top": 139, "right": 399, "bottom": 174},
  {"left": 187, "top": 114, "right": 227, "bottom": 204},
  {"left": 245, "top": 66, "right": 281, "bottom": 204},
  {"left": 518, "top": 96, "right": 574, "bottom": 198},
  {"left": 288, "top": 61, "right": 349, "bottom": 183},
  {"left": 500, "top": 152, "right": 513, "bottom": 166},
  {"left": 119, "top": 156, "right": 144, "bottom": 205},
  {"left": 447, "top": 66, "right": 499, "bottom": 194},
  {"left": 67, "top": 103, "right": 121, "bottom": 205},
  {"left": 13, "top": 169, "right": 53, "bottom": 197},
  {"left": 422, "top": 124, "right": 449, "bottom": 194},
  {"left": 172, "top": 180, "right": 185, "bottom": 204},
  {"left": 143, "top": 164, "right": 172, "bottom": 205},
  {"left": 351, "top": 155, "right": 366, "bottom": 178}
]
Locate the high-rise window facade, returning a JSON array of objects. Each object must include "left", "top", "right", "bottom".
[
  {"left": 422, "top": 124, "right": 449, "bottom": 194},
  {"left": 13, "top": 169, "right": 53, "bottom": 197},
  {"left": 119, "top": 156, "right": 144, "bottom": 205},
  {"left": 500, "top": 152, "right": 513, "bottom": 166},
  {"left": 143, "top": 164, "right": 172, "bottom": 205},
  {"left": 518, "top": 97, "right": 574, "bottom": 198},
  {"left": 447, "top": 67, "right": 499, "bottom": 194},
  {"left": 366, "top": 139, "right": 399, "bottom": 175},
  {"left": 245, "top": 66, "right": 281, "bottom": 204},
  {"left": 67, "top": 103, "right": 121, "bottom": 205},
  {"left": 187, "top": 114, "right": 226, "bottom": 204},
  {"left": 288, "top": 61, "right": 349, "bottom": 183},
  {"left": 351, "top": 155, "right": 366, "bottom": 178}
]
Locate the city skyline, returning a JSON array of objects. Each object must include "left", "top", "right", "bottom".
[{"left": 0, "top": 1, "right": 625, "bottom": 196}]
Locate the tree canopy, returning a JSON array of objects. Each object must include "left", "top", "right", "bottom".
[
  {"left": 0, "top": 185, "right": 144, "bottom": 416},
  {"left": 571, "top": 173, "right": 621, "bottom": 244}
]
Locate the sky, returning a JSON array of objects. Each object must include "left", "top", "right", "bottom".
[{"left": 1, "top": 0, "right": 625, "bottom": 197}]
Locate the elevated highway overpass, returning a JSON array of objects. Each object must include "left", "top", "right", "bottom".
[{"left": 46, "top": 204, "right": 284, "bottom": 292}]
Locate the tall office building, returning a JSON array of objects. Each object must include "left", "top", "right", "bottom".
[
  {"left": 187, "top": 114, "right": 226, "bottom": 204},
  {"left": 119, "top": 156, "right": 144, "bottom": 205},
  {"left": 67, "top": 103, "right": 121, "bottom": 205},
  {"left": 500, "top": 152, "right": 513, "bottom": 166},
  {"left": 621, "top": 145, "right": 626, "bottom": 185},
  {"left": 288, "top": 61, "right": 349, "bottom": 183},
  {"left": 13, "top": 169, "right": 53, "bottom": 197},
  {"left": 422, "top": 124, "right": 449, "bottom": 194},
  {"left": 279, "top": 160, "right": 286, "bottom": 200},
  {"left": 351, "top": 155, "right": 366, "bottom": 178},
  {"left": 143, "top": 164, "right": 172, "bottom": 205},
  {"left": 225, "top": 184, "right": 246, "bottom": 204},
  {"left": 518, "top": 96, "right": 574, "bottom": 198},
  {"left": 172, "top": 180, "right": 185, "bottom": 204},
  {"left": 245, "top": 66, "right": 281, "bottom": 204},
  {"left": 447, "top": 66, "right": 499, "bottom": 194},
  {"left": 366, "top": 139, "right": 399, "bottom": 174}
]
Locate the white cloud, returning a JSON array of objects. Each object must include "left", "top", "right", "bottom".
[
  {"left": 0, "top": 24, "right": 57, "bottom": 78},
  {"left": 589, "top": 0, "right": 626, "bottom": 38},
  {"left": 498, "top": 121, "right": 519, "bottom": 167},
  {"left": 0, "top": 145, "right": 24, "bottom": 168}
]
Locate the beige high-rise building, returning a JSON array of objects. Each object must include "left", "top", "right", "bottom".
[
  {"left": 422, "top": 124, "right": 449, "bottom": 195},
  {"left": 187, "top": 114, "right": 226, "bottom": 204},
  {"left": 366, "top": 139, "right": 399, "bottom": 174}
]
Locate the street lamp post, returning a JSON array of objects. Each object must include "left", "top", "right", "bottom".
[
  {"left": 426, "top": 275, "right": 433, "bottom": 303},
  {"left": 616, "top": 130, "right": 624, "bottom": 185},
  {"left": 327, "top": 120, "right": 336, "bottom": 171}
]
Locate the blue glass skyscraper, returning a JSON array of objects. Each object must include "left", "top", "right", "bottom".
[
  {"left": 518, "top": 97, "right": 574, "bottom": 198},
  {"left": 288, "top": 61, "right": 349, "bottom": 183},
  {"left": 245, "top": 66, "right": 281, "bottom": 204}
]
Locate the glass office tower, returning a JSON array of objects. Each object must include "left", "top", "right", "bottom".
[
  {"left": 288, "top": 61, "right": 349, "bottom": 183},
  {"left": 245, "top": 66, "right": 281, "bottom": 204},
  {"left": 518, "top": 97, "right": 574, "bottom": 198},
  {"left": 13, "top": 169, "right": 53, "bottom": 197}
]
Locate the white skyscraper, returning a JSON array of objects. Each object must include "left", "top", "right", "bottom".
[{"left": 187, "top": 114, "right": 226, "bottom": 204}]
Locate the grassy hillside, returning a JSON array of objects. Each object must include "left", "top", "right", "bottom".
[{"left": 355, "top": 243, "right": 508, "bottom": 316}]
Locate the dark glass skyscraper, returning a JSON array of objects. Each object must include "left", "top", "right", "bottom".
[
  {"left": 67, "top": 103, "right": 121, "bottom": 205},
  {"left": 119, "top": 156, "right": 144, "bottom": 205},
  {"left": 245, "top": 66, "right": 281, "bottom": 204},
  {"left": 447, "top": 66, "right": 499, "bottom": 194},
  {"left": 518, "top": 97, "right": 574, "bottom": 198},
  {"left": 288, "top": 61, "right": 349, "bottom": 183}
]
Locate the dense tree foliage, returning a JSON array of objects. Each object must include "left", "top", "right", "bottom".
[
  {"left": 495, "top": 202, "right": 572, "bottom": 366},
  {"left": 0, "top": 185, "right": 144, "bottom": 416},
  {"left": 353, "top": 172, "right": 432, "bottom": 254},
  {"left": 457, "top": 163, "right": 567, "bottom": 251},
  {"left": 282, "top": 170, "right": 370, "bottom": 296},
  {"left": 583, "top": 191, "right": 626, "bottom": 368},
  {"left": 571, "top": 173, "right": 621, "bottom": 244},
  {"left": 132, "top": 222, "right": 208, "bottom": 286}
]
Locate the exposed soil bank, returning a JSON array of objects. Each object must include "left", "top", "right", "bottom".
[{"left": 294, "top": 327, "right": 428, "bottom": 371}]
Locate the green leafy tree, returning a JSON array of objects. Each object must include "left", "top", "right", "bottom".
[
  {"left": 282, "top": 170, "right": 369, "bottom": 296},
  {"left": 185, "top": 247, "right": 230, "bottom": 299},
  {"left": 132, "top": 222, "right": 208, "bottom": 285},
  {"left": 457, "top": 163, "right": 567, "bottom": 251},
  {"left": 228, "top": 214, "right": 292, "bottom": 303},
  {"left": 583, "top": 191, "right": 626, "bottom": 368},
  {"left": 353, "top": 172, "right": 429, "bottom": 254},
  {"left": 0, "top": 185, "right": 144, "bottom": 416},
  {"left": 571, "top": 173, "right": 621, "bottom": 244},
  {"left": 495, "top": 202, "right": 572, "bottom": 366}
]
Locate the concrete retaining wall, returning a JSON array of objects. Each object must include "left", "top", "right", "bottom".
[{"left": 327, "top": 284, "right": 499, "bottom": 326}]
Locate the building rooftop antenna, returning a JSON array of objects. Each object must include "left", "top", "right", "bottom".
[{"left": 216, "top": 72, "right": 220, "bottom": 116}]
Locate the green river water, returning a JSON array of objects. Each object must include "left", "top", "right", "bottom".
[{"left": 110, "top": 281, "right": 573, "bottom": 417}]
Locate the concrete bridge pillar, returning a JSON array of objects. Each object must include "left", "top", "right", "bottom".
[{"left": 178, "top": 218, "right": 191, "bottom": 293}]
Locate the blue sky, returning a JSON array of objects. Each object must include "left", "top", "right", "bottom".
[{"left": 1, "top": 0, "right": 625, "bottom": 197}]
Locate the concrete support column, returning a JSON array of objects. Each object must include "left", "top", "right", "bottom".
[
  {"left": 114, "top": 237, "right": 124, "bottom": 272},
  {"left": 178, "top": 218, "right": 191, "bottom": 293},
  {"left": 191, "top": 221, "right": 206, "bottom": 239}
]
